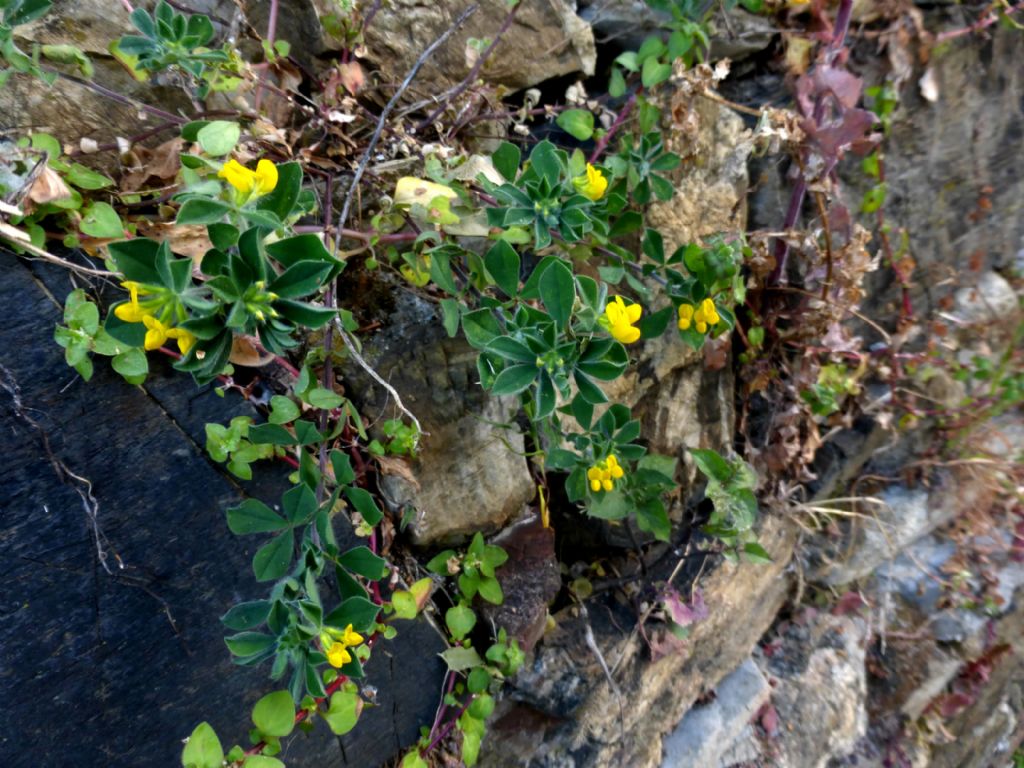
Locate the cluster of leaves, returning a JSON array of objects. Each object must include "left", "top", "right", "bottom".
[
  {"left": 0, "top": 0, "right": 54, "bottom": 85},
  {"left": 115, "top": 1, "right": 235, "bottom": 98},
  {"left": 393, "top": 534, "right": 524, "bottom": 767},
  {"left": 7, "top": 133, "right": 122, "bottom": 249},
  {"left": 54, "top": 289, "right": 148, "bottom": 384},
  {"left": 690, "top": 449, "right": 769, "bottom": 562}
]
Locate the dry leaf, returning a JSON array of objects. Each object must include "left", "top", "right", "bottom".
[
  {"left": 229, "top": 335, "right": 275, "bottom": 367},
  {"left": 26, "top": 166, "right": 72, "bottom": 205},
  {"left": 376, "top": 455, "right": 421, "bottom": 491},
  {"left": 134, "top": 220, "right": 214, "bottom": 267},
  {"left": 120, "top": 137, "right": 185, "bottom": 192},
  {"left": 337, "top": 61, "right": 365, "bottom": 95}
]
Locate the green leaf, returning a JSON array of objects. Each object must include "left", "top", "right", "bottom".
[
  {"left": 221, "top": 600, "right": 272, "bottom": 631},
  {"left": 344, "top": 487, "right": 383, "bottom": 526},
  {"left": 111, "top": 348, "right": 148, "bottom": 380},
  {"left": 224, "top": 631, "right": 276, "bottom": 657},
  {"left": 227, "top": 499, "right": 290, "bottom": 534},
  {"left": 477, "top": 576, "right": 503, "bottom": 605},
  {"left": 641, "top": 55, "right": 672, "bottom": 89},
  {"left": 556, "top": 109, "right": 595, "bottom": 141},
  {"left": 243, "top": 757, "right": 285, "bottom": 768},
  {"left": 491, "top": 141, "right": 520, "bottom": 181},
  {"left": 339, "top": 546, "right": 389, "bottom": 580},
  {"left": 281, "top": 484, "right": 317, "bottom": 524},
  {"left": 690, "top": 448, "right": 733, "bottom": 485},
  {"left": 177, "top": 198, "right": 232, "bottom": 225},
  {"left": 307, "top": 387, "right": 344, "bottom": 409},
  {"left": 467, "top": 667, "right": 490, "bottom": 693},
  {"left": 252, "top": 691, "right": 295, "bottom": 738},
  {"left": 490, "top": 363, "right": 538, "bottom": 396},
  {"left": 258, "top": 162, "right": 303, "bottom": 222},
  {"left": 538, "top": 259, "right": 574, "bottom": 329},
  {"left": 80, "top": 202, "right": 123, "bottom": 239},
  {"left": 181, "top": 722, "right": 224, "bottom": 768},
  {"left": 66, "top": 163, "right": 113, "bottom": 190},
  {"left": 587, "top": 489, "right": 629, "bottom": 520},
  {"left": 440, "top": 298, "right": 461, "bottom": 337},
  {"left": 268, "top": 395, "right": 300, "bottom": 424},
  {"left": 391, "top": 590, "right": 418, "bottom": 619},
  {"left": 330, "top": 449, "right": 356, "bottom": 485},
  {"left": 461, "top": 309, "right": 501, "bottom": 348},
  {"left": 440, "top": 646, "right": 483, "bottom": 671},
  {"left": 635, "top": 498, "right": 671, "bottom": 541},
  {"left": 196, "top": 121, "right": 240, "bottom": 156},
  {"left": 252, "top": 529, "right": 294, "bottom": 582},
  {"left": 248, "top": 423, "right": 297, "bottom": 446},
  {"left": 609, "top": 66, "right": 627, "bottom": 98},
  {"left": 325, "top": 596, "right": 380, "bottom": 633},
  {"left": 743, "top": 541, "right": 772, "bottom": 563},
  {"left": 446, "top": 604, "right": 476, "bottom": 640},
  {"left": 323, "top": 691, "right": 362, "bottom": 735},
  {"left": 483, "top": 239, "right": 520, "bottom": 297}
]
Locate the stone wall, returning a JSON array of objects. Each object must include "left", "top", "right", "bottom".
[{"left": 2, "top": 2, "right": 1023, "bottom": 767}]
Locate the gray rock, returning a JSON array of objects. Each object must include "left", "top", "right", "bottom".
[
  {"left": 481, "top": 516, "right": 797, "bottom": 768},
  {"left": 660, "top": 659, "right": 771, "bottom": 768},
  {"left": 360, "top": 0, "right": 595, "bottom": 95},
  {"left": 953, "top": 270, "right": 1020, "bottom": 327},
  {"left": 1, "top": 0, "right": 193, "bottom": 166},
  {"left": 812, "top": 476, "right": 984, "bottom": 586},
  {"left": 759, "top": 615, "right": 869, "bottom": 768},
  {"left": 342, "top": 285, "right": 535, "bottom": 546}
]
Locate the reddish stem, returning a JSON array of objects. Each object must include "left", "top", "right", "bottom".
[
  {"left": 589, "top": 91, "right": 637, "bottom": 164},
  {"left": 769, "top": 0, "right": 854, "bottom": 285},
  {"left": 936, "top": 1, "right": 1023, "bottom": 42}
]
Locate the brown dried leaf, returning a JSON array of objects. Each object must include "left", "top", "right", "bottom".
[
  {"left": 26, "top": 166, "right": 72, "bottom": 205},
  {"left": 376, "top": 455, "right": 421, "bottom": 491},
  {"left": 337, "top": 61, "right": 365, "bottom": 95},
  {"left": 134, "top": 220, "right": 213, "bottom": 267},
  {"left": 229, "top": 335, "right": 275, "bottom": 367}
]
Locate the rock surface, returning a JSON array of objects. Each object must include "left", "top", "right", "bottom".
[
  {"left": 659, "top": 659, "right": 771, "bottom": 768},
  {"left": 340, "top": 285, "right": 535, "bottom": 546},
  {"left": 758, "top": 614, "right": 869, "bottom": 768},
  {"left": 481, "top": 515, "right": 797, "bottom": 767},
  {"left": 361, "top": 0, "right": 595, "bottom": 95}
]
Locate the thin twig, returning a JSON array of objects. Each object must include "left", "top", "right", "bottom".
[
  {"left": 414, "top": 2, "right": 520, "bottom": 134},
  {"left": 1, "top": 230, "right": 118, "bottom": 278},
  {"left": 589, "top": 91, "right": 637, "bottom": 164},
  {"left": 335, "top": 321, "right": 425, "bottom": 441},
  {"left": 333, "top": 2, "right": 478, "bottom": 247}
]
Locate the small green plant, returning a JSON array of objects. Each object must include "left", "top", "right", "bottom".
[
  {"left": 691, "top": 448, "right": 769, "bottom": 562},
  {"left": 115, "top": 1, "right": 233, "bottom": 97}
]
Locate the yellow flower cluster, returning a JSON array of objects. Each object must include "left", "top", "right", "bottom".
[
  {"left": 114, "top": 282, "right": 196, "bottom": 354},
  {"left": 321, "top": 624, "right": 364, "bottom": 668},
  {"left": 677, "top": 298, "right": 720, "bottom": 334},
  {"left": 603, "top": 295, "right": 642, "bottom": 344},
  {"left": 588, "top": 454, "right": 625, "bottom": 493},
  {"left": 218, "top": 158, "right": 278, "bottom": 199},
  {"left": 573, "top": 163, "right": 608, "bottom": 202}
]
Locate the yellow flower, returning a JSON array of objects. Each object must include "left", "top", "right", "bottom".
[
  {"left": 142, "top": 315, "right": 172, "bottom": 351},
  {"left": 677, "top": 303, "right": 694, "bottom": 331},
  {"left": 573, "top": 163, "right": 608, "bottom": 202},
  {"left": 587, "top": 454, "right": 625, "bottom": 493},
  {"left": 603, "top": 295, "right": 642, "bottom": 344},
  {"left": 679, "top": 299, "right": 720, "bottom": 334},
  {"left": 114, "top": 281, "right": 154, "bottom": 323},
  {"left": 218, "top": 158, "right": 278, "bottom": 198},
  {"left": 168, "top": 327, "right": 196, "bottom": 355},
  {"left": 338, "top": 624, "right": 363, "bottom": 647},
  {"left": 326, "top": 642, "right": 352, "bottom": 669},
  {"left": 693, "top": 298, "right": 720, "bottom": 334}
]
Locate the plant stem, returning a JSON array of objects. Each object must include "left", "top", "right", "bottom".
[
  {"left": 589, "top": 91, "right": 637, "bottom": 164},
  {"left": 768, "top": 0, "right": 853, "bottom": 285},
  {"left": 415, "top": 1, "right": 521, "bottom": 134}
]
